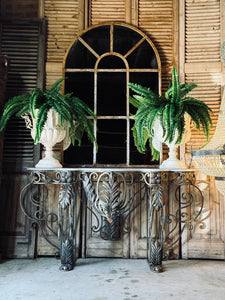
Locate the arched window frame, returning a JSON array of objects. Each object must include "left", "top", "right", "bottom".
[{"left": 63, "top": 21, "right": 161, "bottom": 166}]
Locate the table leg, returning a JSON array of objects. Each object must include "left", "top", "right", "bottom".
[
  {"left": 58, "top": 182, "right": 76, "bottom": 271},
  {"left": 147, "top": 185, "right": 165, "bottom": 272},
  {"left": 146, "top": 172, "right": 167, "bottom": 273}
]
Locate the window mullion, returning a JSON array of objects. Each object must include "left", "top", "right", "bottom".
[
  {"left": 93, "top": 71, "right": 97, "bottom": 164},
  {"left": 127, "top": 69, "right": 130, "bottom": 166}
]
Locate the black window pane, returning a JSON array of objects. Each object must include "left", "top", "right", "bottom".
[
  {"left": 63, "top": 133, "right": 93, "bottom": 165},
  {"left": 130, "top": 120, "right": 158, "bottom": 165},
  {"left": 113, "top": 25, "right": 142, "bottom": 55},
  {"left": 129, "top": 72, "right": 159, "bottom": 115},
  {"left": 98, "top": 55, "right": 125, "bottom": 69},
  {"left": 81, "top": 25, "right": 110, "bottom": 55},
  {"left": 127, "top": 40, "right": 158, "bottom": 69},
  {"left": 97, "top": 120, "right": 126, "bottom": 164},
  {"left": 65, "top": 72, "right": 94, "bottom": 110},
  {"left": 97, "top": 72, "right": 126, "bottom": 116},
  {"left": 65, "top": 40, "right": 97, "bottom": 68}
]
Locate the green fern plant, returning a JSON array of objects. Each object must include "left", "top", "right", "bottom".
[
  {"left": 128, "top": 66, "right": 212, "bottom": 161},
  {"left": 0, "top": 78, "right": 96, "bottom": 146}
]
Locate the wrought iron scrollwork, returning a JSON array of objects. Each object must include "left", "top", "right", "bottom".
[
  {"left": 21, "top": 168, "right": 205, "bottom": 273},
  {"left": 20, "top": 170, "right": 79, "bottom": 271},
  {"left": 81, "top": 171, "right": 146, "bottom": 241},
  {"left": 81, "top": 172, "right": 113, "bottom": 223},
  {"left": 20, "top": 181, "right": 60, "bottom": 250},
  {"left": 162, "top": 171, "right": 204, "bottom": 260}
]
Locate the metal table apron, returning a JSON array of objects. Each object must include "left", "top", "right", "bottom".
[{"left": 20, "top": 168, "right": 202, "bottom": 272}]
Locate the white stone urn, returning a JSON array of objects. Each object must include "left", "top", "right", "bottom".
[
  {"left": 23, "top": 109, "right": 70, "bottom": 168},
  {"left": 152, "top": 115, "right": 192, "bottom": 170}
]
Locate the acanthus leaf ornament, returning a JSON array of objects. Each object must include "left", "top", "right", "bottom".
[{"left": 59, "top": 185, "right": 72, "bottom": 209}]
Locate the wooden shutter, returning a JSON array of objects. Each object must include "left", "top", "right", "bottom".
[
  {"left": 0, "top": 19, "right": 45, "bottom": 171},
  {"left": 0, "top": 19, "right": 45, "bottom": 258},
  {"left": 138, "top": 0, "right": 177, "bottom": 92},
  {"left": 89, "top": 0, "right": 126, "bottom": 25},
  {"left": 182, "top": 0, "right": 221, "bottom": 153},
  {"left": 44, "top": 0, "right": 82, "bottom": 88},
  {"left": 180, "top": 0, "right": 225, "bottom": 260},
  {"left": 138, "top": 0, "right": 177, "bottom": 162}
]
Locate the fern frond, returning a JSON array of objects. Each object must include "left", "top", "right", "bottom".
[
  {"left": 146, "top": 108, "right": 161, "bottom": 137},
  {"left": 128, "top": 82, "right": 156, "bottom": 98},
  {"left": 161, "top": 104, "right": 170, "bottom": 138},
  {"left": 134, "top": 115, "right": 148, "bottom": 152},
  {"left": 71, "top": 97, "right": 95, "bottom": 118},
  {"left": 15, "top": 105, "right": 31, "bottom": 117},
  {"left": 0, "top": 106, "right": 21, "bottom": 133},
  {"left": 129, "top": 96, "right": 141, "bottom": 108},
  {"left": 2, "top": 95, "right": 29, "bottom": 116},
  {"left": 184, "top": 105, "right": 201, "bottom": 131},
  {"left": 0, "top": 95, "right": 30, "bottom": 134},
  {"left": 171, "top": 66, "right": 180, "bottom": 104},
  {"left": 50, "top": 78, "right": 65, "bottom": 92},
  {"left": 131, "top": 125, "right": 145, "bottom": 154},
  {"left": 148, "top": 135, "right": 160, "bottom": 161},
  {"left": 180, "top": 84, "right": 197, "bottom": 98},
  {"left": 34, "top": 103, "right": 50, "bottom": 144},
  {"left": 175, "top": 115, "right": 185, "bottom": 144},
  {"left": 165, "top": 86, "right": 173, "bottom": 100}
]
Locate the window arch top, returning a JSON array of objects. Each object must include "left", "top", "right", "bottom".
[
  {"left": 97, "top": 54, "right": 127, "bottom": 69},
  {"left": 64, "top": 22, "right": 161, "bottom": 71}
]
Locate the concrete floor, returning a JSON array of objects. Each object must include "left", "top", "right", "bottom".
[{"left": 0, "top": 258, "right": 225, "bottom": 300}]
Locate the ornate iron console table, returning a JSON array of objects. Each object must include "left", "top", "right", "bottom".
[{"left": 20, "top": 168, "right": 203, "bottom": 272}]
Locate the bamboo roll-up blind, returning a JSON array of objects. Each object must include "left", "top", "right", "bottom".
[{"left": 184, "top": 0, "right": 221, "bottom": 152}]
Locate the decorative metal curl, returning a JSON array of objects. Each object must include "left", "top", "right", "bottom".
[
  {"left": 20, "top": 182, "right": 60, "bottom": 250},
  {"left": 81, "top": 171, "right": 147, "bottom": 241},
  {"left": 162, "top": 180, "right": 204, "bottom": 258},
  {"left": 172, "top": 171, "right": 196, "bottom": 185},
  {"left": 81, "top": 172, "right": 113, "bottom": 223}
]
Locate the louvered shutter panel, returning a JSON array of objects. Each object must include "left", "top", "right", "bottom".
[
  {"left": 0, "top": 19, "right": 45, "bottom": 171},
  {"left": 138, "top": 0, "right": 176, "bottom": 161},
  {"left": 90, "top": 0, "right": 126, "bottom": 25},
  {"left": 44, "top": 0, "right": 80, "bottom": 88},
  {"left": 138, "top": 0, "right": 176, "bottom": 92},
  {"left": 179, "top": 0, "right": 225, "bottom": 260},
  {"left": 0, "top": 19, "right": 45, "bottom": 258},
  {"left": 183, "top": 0, "right": 221, "bottom": 153}
]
